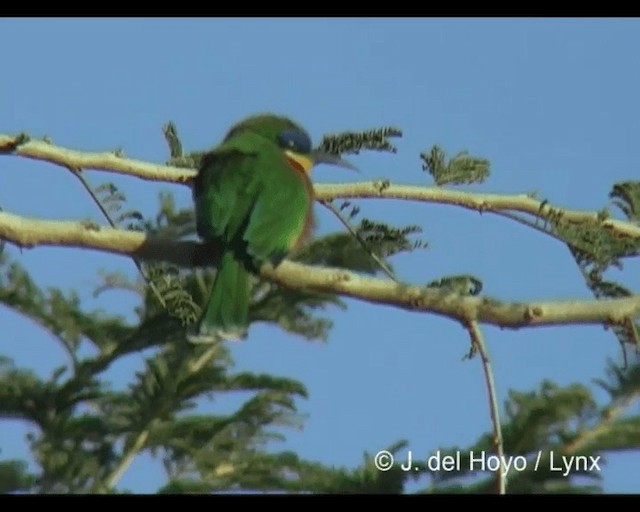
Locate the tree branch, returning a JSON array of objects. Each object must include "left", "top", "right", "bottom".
[
  {"left": 563, "top": 387, "right": 640, "bottom": 455},
  {"left": 69, "top": 167, "right": 169, "bottom": 310},
  {"left": 2, "top": 210, "right": 640, "bottom": 331},
  {"left": 2, "top": 133, "right": 639, "bottom": 240},
  {"left": 96, "top": 344, "right": 224, "bottom": 493},
  {"left": 319, "top": 200, "right": 398, "bottom": 281},
  {"left": 98, "top": 429, "right": 150, "bottom": 493},
  {"left": 0, "top": 210, "right": 216, "bottom": 266},
  {"left": 465, "top": 320, "right": 504, "bottom": 495},
  {"left": 0, "top": 133, "right": 190, "bottom": 184}
]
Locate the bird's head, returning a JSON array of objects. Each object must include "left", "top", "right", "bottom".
[{"left": 224, "top": 114, "right": 357, "bottom": 174}]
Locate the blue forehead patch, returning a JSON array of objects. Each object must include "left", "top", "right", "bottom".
[{"left": 278, "top": 130, "right": 312, "bottom": 154}]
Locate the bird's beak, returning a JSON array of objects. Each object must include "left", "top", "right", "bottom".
[{"left": 312, "top": 151, "right": 359, "bottom": 172}]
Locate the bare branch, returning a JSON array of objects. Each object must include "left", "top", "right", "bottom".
[
  {"left": 2, "top": 210, "right": 640, "bottom": 331},
  {"left": 318, "top": 182, "right": 640, "bottom": 240},
  {"left": 98, "top": 430, "right": 149, "bottom": 493},
  {"left": 2, "top": 133, "right": 639, "bottom": 240},
  {"left": 466, "top": 320, "right": 504, "bottom": 495},
  {"left": 0, "top": 210, "right": 215, "bottom": 266},
  {"left": 0, "top": 133, "right": 192, "bottom": 184}
]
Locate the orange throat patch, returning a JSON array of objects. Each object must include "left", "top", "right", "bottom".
[
  {"left": 286, "top": 156, "right": 306, "bottom": 173},
  {"left": 284, "top": 150, "right": 314, "bottom": 174}
]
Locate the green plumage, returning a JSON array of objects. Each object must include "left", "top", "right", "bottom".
[{"left": 192, "top": 114, "right": 317, "bottom": 340}]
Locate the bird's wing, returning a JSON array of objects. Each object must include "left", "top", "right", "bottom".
[
  {"left": 193, "top": 148, "right": 261, "bottom": 243},
  {"left": 242, "top": 163, "right": 313, "bottom": 267}
]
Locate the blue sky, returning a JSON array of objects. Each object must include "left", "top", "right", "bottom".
[{"left": 1, "top": 18, "right": 639, "bottom": 493}]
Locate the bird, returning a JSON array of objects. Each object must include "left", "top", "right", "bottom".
[{"left": 191, "top": 113, "right": 356, "bottom": 341}]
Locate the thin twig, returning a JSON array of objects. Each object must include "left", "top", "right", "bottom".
[
  {"left": 71, "top": 167, "right": 172, "bottom": 493},
  {"left": 97, "top": 343, "right": 222, "bottom": 492},
  {"left": 99, "top": 429, "right": 150, "bottom": 493},
  {"left": 466, "top": 320, "right": 505, "bottom": 495},
  {"left": 563, "top": 388, "right": 640, "bottom": 455},
  {"left": 69, "top": 167, "right": 167, "bottom": 309},
  {"left": 490, "top": 210, "right": 569, "bottom": 245},
  {"left": 188, "top": 344, "right": 222, "bottom": 374},
  {"left": 320, "top": 200, "right": 398, "bottom": 282}
]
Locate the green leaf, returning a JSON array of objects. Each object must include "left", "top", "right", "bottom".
[
  {"left": 317, "top": 126, "right": 402, "bottom": 155},
  {"left": 610, "top": 181, "right": 640, "bottom": 223},
  {"left": 420, "top": 145, "right": 490, "bottom": 186}
]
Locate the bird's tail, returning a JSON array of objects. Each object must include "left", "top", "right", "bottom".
[{"left": 195, "top": 251, "right": 250, "bottom": 341}]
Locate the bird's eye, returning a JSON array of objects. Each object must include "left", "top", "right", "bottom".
[{"left": 278, "top": 130, "right": 312, "bottom": 154}]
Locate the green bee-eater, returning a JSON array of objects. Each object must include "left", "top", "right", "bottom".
[{"left": 192, "top": 114, "right": 355, "bottom": 340}]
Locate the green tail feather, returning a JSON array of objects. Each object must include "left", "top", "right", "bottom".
[{"left": 197, "top": 251, "right": 250, "bottom": 340}]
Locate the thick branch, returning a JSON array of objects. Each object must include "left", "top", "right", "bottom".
[
  {"left": 0, "top": 210, "right": 215, "bottom": 266},
  {"left": 2, "top": 133, "right": 639, "bottom": 240},
  {"left": 2, "top": 210, "right": 640, "bottom": 330},
  {"left": 0, "top": 134, "right": 191, "bottom": 184}
]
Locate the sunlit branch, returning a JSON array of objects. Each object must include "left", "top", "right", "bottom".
[
  {"left": 2, "top": 133, "right": 638, "bottom": 240},
  {"left": 2, "top": 210, "right": 640, "bottom": 331},
  {"left": 465, "top": 320, "right": 505, "bottom": 495}
]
